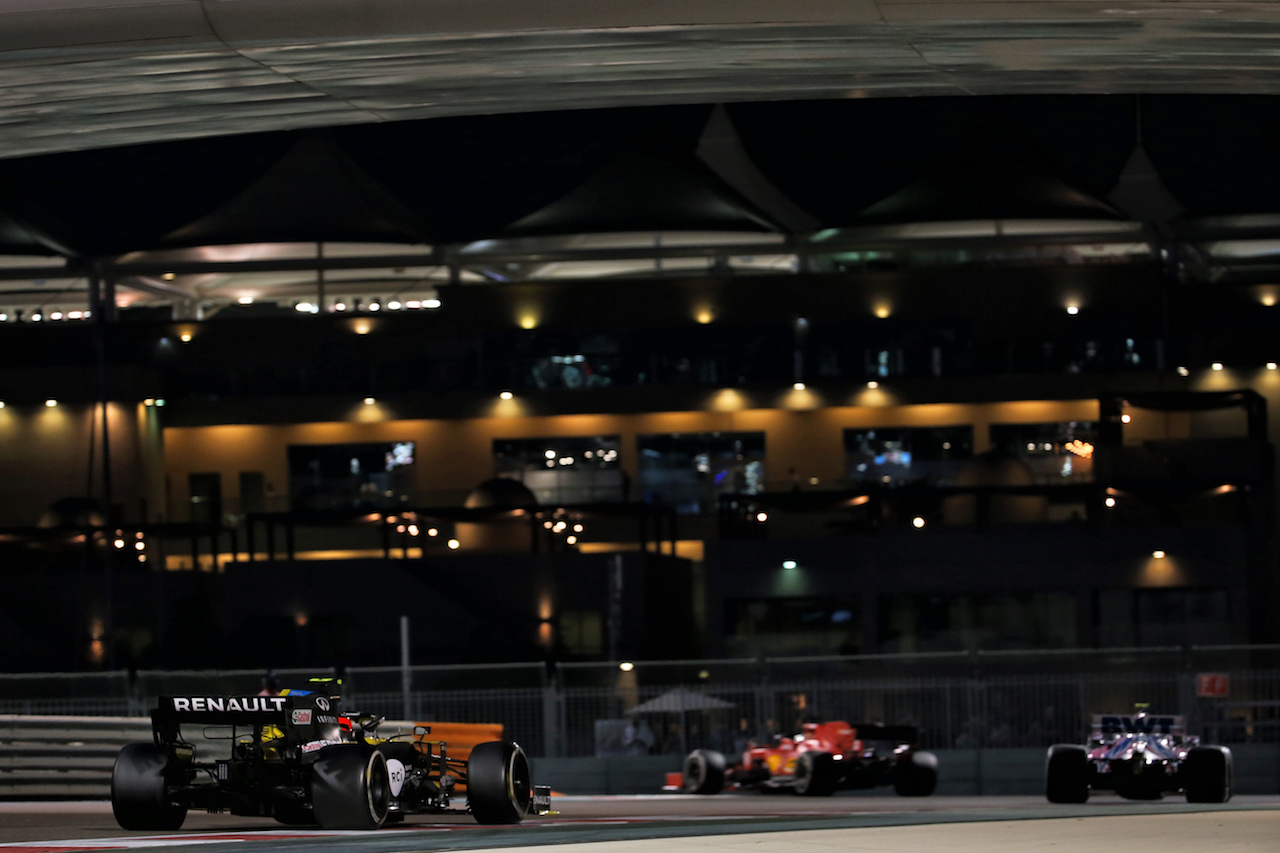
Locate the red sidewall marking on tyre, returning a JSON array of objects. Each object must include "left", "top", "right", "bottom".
[{"left": 0, "top": 845, "right": 120, "bottom": 850}]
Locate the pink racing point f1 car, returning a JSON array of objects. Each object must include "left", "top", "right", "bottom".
[{"left": 1045, "top": 709, "right": 1231, "bottom": 803}]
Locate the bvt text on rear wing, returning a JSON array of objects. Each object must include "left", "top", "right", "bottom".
[{"left": 1091, "top": 713, "right": 1184, "bottom": 738}]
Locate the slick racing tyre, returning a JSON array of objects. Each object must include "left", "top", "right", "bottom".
[
  {"left": 111, "top": 743, "right": 188, "bottom": 831},
  {"left": 893, "top": 750, "right": 939, "bottom": 797},
  {"left": 1183, "top": 745, "right": 1233, "bottom": 803},
  {"left": 467, "top": 740, "right": 532, "bottom": 824},
  {"left": 793, "top": 750, "right": 837, "bottom": 797},
  {"left": 311, "top": 746, "right": 391, "bottom": 829},
  {"left": 1045, "top": 744, "right": 1090, "bottom": 803},
  {"left": 272, "top": 802, "right": 316, "bottom": 826},
  {"left": 683, "top": 749, "right": 726, "bottom": 795}
]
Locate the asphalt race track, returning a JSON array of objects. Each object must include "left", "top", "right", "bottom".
[{"left": 1, "top": 795, "right": 1277, "bottom": 852}]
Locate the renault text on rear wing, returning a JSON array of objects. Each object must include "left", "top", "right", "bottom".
[
  {"left": 170, "top": 696, "right": 288, "bottom": 713},
  {"left": 151, "top": 694, "right": 329, "bottom": 731}
]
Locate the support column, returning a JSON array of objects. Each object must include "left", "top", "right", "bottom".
[
  {"left": 316, "top": 241, "right": 326, "bottom": 311},
  {"left": 90, "top": 263, "right": 117, "bottom": 669}
]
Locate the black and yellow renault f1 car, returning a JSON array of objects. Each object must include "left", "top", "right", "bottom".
[{"left": 111, "top": 686, "right": 550, "bottom": 830}]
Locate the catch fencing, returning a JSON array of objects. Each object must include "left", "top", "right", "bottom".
[{"left": 3, "top": 647, "right": 1279, "bottom": 759}]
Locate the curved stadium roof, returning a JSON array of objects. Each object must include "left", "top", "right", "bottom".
[{"left": 2, "top": 1, "right": 1280, "bottom": 315}]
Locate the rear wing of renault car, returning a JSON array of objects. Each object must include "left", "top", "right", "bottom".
[{"left": 150, "top": 694, "right": 338, "bottom": 745}]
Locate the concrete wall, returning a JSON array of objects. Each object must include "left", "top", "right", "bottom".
[
  {"left": 0, "top": 399, "right": 163, "bottom": 528},
  {"left": 530, "top": 746, "right": 1280, "bottom": 797},
  {"left": 0, "top": 553, "right": 679, "bottom": 672}
]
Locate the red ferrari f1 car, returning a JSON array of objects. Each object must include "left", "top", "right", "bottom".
[
  {"left": 678, "top": 720, "right": 938, "bottom": 797},
  {"left": 1045, "top": 709, "right": 1232, "bottom": 803}
]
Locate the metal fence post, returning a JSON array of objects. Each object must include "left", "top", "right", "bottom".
[
  {"left": 542, "top": 686, "right": 562, "bottom": 758},
  {"left": 400, "top": 615, "right": 411, "bottom": 722},
  {"left": 1179, "top": 669, "right": 1199, "bottom": 736},
  {"left": 970, "top": 673, "right": 985, "bottom": 795}
]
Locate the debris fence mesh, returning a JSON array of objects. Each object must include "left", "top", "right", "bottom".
[{"left": 4, "top": 648, "right": 1278, "bottom": 757}]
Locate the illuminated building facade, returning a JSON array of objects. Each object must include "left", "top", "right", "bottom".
[
  {"left": 0, "top": 237, "right": 1275, "bottom": 670},
  {"left": 3, "top": 42, "right": 1280, "bottom": 669}
]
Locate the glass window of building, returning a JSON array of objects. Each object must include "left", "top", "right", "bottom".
[
  {"left": 879, "top": 592, "right": 1078, "bottom": 654},
  {"left": 287, "top": 441, "right": 416, "bottom": 511},
  {"left": 492, "top": 436, "right": 622, "bottom": 504},
  {"left": 843, "top": 426, "right": 973, "bottom": 486},
  {"left": 1096, "top": 587, "right": 1231, "bottom": 647},
  {"left": 489, "top": 329, "right": 625, "bottom": 391},
  {"left": 725, "top": 596, "right": 861, "bottom": 657},
  {"left": 988, "top": 421, "right": 1096, "bottom": 484},
  {"left": 559, "top": 610, "right": 605, "bottom": 656},
  {"left": 637, "top": 432, "right": 765, "bottom": 514}
]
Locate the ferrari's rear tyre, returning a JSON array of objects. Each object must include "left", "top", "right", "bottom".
[
  {"left": 1045, "top": 744, "right": 1090, "bottom": 804},
  {"left": 112, "top": 743, "right": 188, "bottom": 831},
  {"left": 793, "top": 751, "right": 837, "bottom": 797},
  {"left": 683, "top": 749, "right": 726, "bottom": 795},
  {"left": 467, "top": 740, "right": 532, "bottom": 824},
  {"left": 893, "top": 750, "right": 939, "bottom": 797},
  {"left": 311, "top": 746, "right": 391, "bottom": 829},
  {"left": 1184, "top": 746, "right": 1232, "bottom": 803}
]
